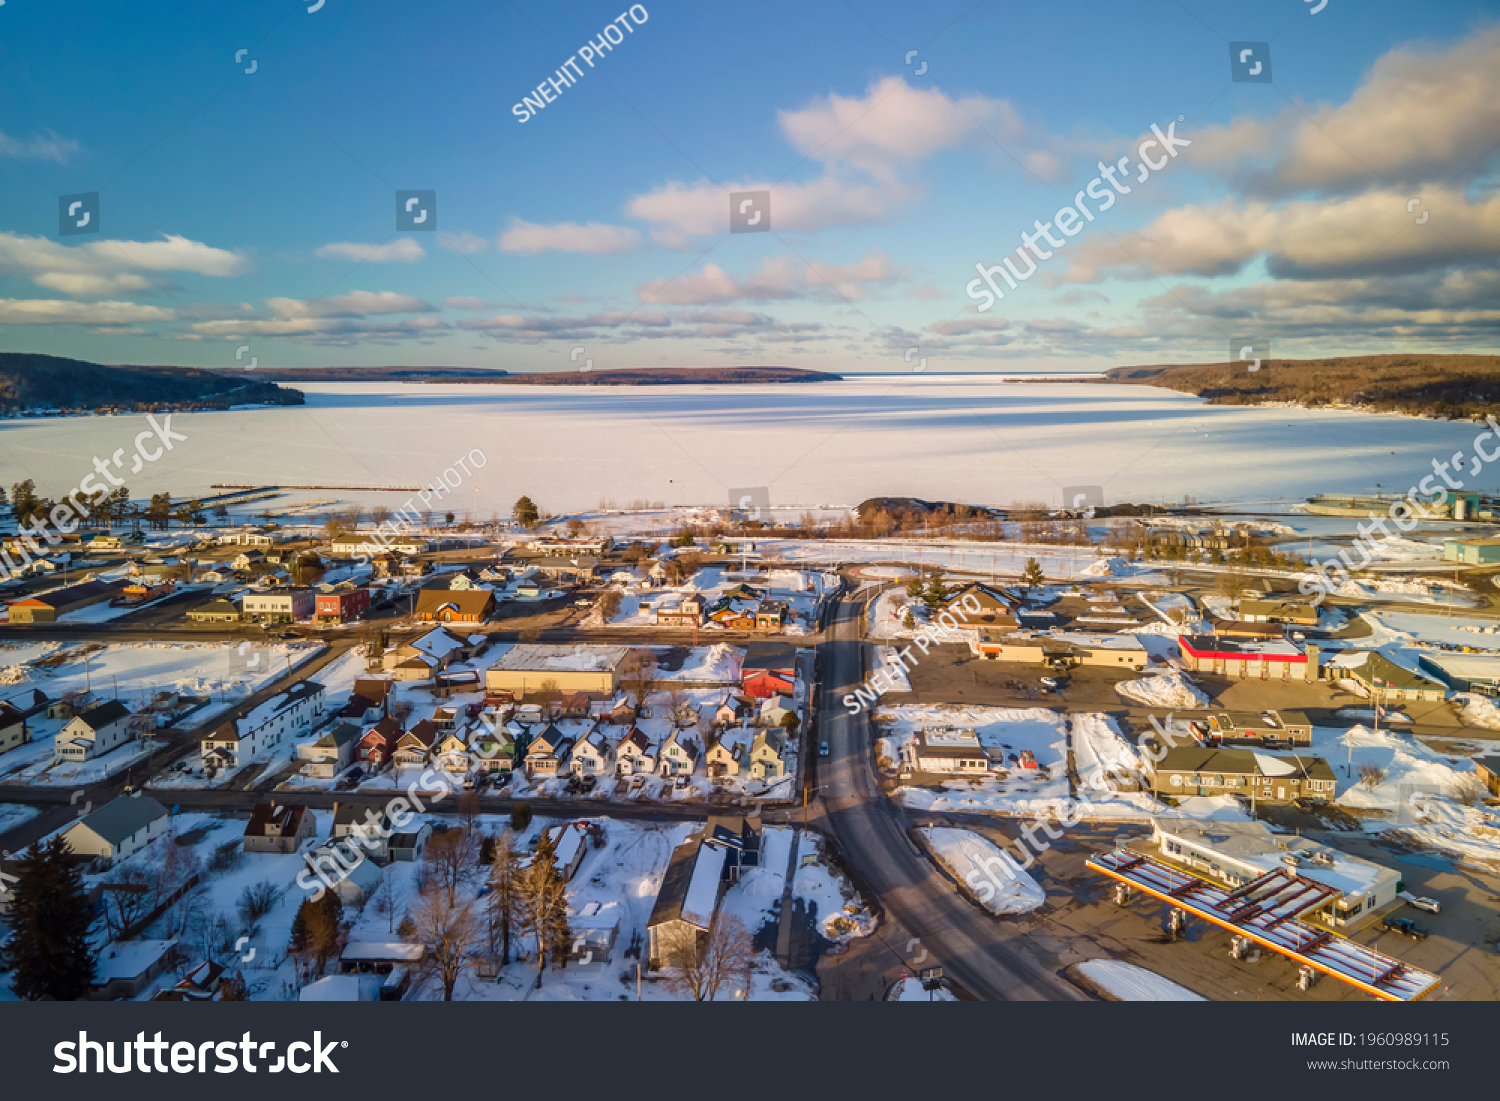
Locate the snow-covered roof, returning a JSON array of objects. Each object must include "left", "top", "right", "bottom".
[{"left": 683, "top": 842, "right": 728, "bottom": 928}]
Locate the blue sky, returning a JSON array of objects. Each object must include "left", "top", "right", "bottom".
[{"left": 0, "top": 0, "right": 1496, "bottom": 372}]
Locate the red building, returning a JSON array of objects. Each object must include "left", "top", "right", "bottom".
[
  {"left": 741, "top": 648, "right": 797, "bottom": 699},
  {"left": 316, "top": 588, "right": 370, "bottom": 624}
]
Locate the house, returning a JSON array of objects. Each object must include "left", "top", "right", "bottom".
[
  {"left": 338, "top": 678, "right": 394, "bottom": 723},
  {"left": 470, "top": 724, "right": 516, "bottom": 774},
  {"left": 329, "top": 532, "right": 431, "bottom": 557},
  {"left": 655, "top": 593, "right": 706, "bottom": 627},
  {"left": 232, "top": 550, "right": 266, "bottom": 570},
  {"left": 1150, "top": 818, "right": 1399, "bottom": 927},
  {"left": 1176, "top": 636, "right": 1320, "bottom": 682},
  {"left": 1474, "top": 756, "right": 1500, "bottom": 798},
  {"left": 357, "top": 717, "right": 404, "bottom": 770},
  {"left": 542, "top": 822, "right": 591, "bottom": 881},
  {"left": 758, "top": 694, "right": 797, "bottom": 729},
  {"left": 413, "top": 588, "right": 495, "bottom": 624},
  {"left": 1328, "top": 650, "right": 1447, "bottom": 703},
  {"left": 0, "top": 688, "right": 52, "bottom": 721},
  {"left": 389, "top": 824, "right": 433, "bottom": 862},
  {"left": 200, "top": 681, "right": 326, "bottom": 772},
  {"left": 0, "top": 710, "right": 28, "bottom": 757},
  {"left": 1201, "top": 710, "right": 1313, "bottom": 748},
  {"left": 524, "top": 724, "right": 573, "bottom": 777},
  {"left": 1144, "top": 744, "right": 1338, "bottom": 804},
  {"left": 62, "top": 794, "right": 170, "bottom": 860},
  {"left": 243, "top": 801, "right": 316, "bottom": 854},
  {"left": 315, "top": 588, "right": 370, "bottom": 623},
  {"left": 392, "top": 719, "right": 439, "bottom": 770},
  {"left": 485, "top": 644, "right": 630, "bottom": 696},
  {"left": 299, "top": 974, "right": 382, "bottom": 1002},
  {"left": 298, "top": 722, "right": 359, "bottom": 778},
  {"left": 187, "top": 597, "right": 241, "bottom": 623},
  {"left": 943, "top": 582, "right": 1019, "bottom": 626},
  {"left": 434, "top": 726, "right": 472, "bottom": 773},
  {"left": 659, "top": 729, "right": 699, "bottom": 777},
  {"left": 740, "top": 647, "right": 797, "bottom": 698},
  {"left": 534, "top": 557, "right": 600, "bottom": 585},
  {"left": 753, "top": 600, "right": 788, "bottom": 630},
  {"left": 339, "top": 940, "right": 426, "bottom": 977},
  {"left": 332, "top": 803, "right": 392, "bottom": 863},
  {"left": 7, "top": 579, "right": 126, "bottom": 623},
  {"left": 89, "top": 940, "right": 178, "bottom": 1000},
  {"left": 747, "top": 730, "right": 788, "bottom": 781},
  {"left": 227, "top": 527, "right": 280, "bottom": 546},
  {"left": 304, "top": 841, "right": 384, "bottom": 904},
  {"left": 613, "top": 727, "right": 654, "bottom": 776},
  {"left": 704, "top": 728, "right": 749, "bottom": 778},
  {"left": 387, "top": 626, "right": 473, "bottom": 674},
  {"left": 1236, "top": 598, "right": 1320, "bottom": 627},
  {"left": 646, "top": 815, "right": 761, "bottom": 967},
  {"left": 904, "top": 727, "right": 992, "bottom": 775},
  {"left": 54, "top": 699, "right": 134, "bottom": 762},
  {"left": 241, "top": 588, "right": 315, "bottom": 623},
  {"left": 566, "top": 728, "right": 611, "bottom": 776},
  {"left": 713, "top": 694, "right": 755, "bottom": 728}
]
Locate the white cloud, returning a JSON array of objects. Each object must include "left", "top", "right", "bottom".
[
  {"left": 1190, "top": 26, "right": 1500, "bottom": 196},
  {"left": 803, "top": 249, "right": 900, "bottom": 300},
  {"left": 1063, "top": 187, "right": 1500, "bottom": 283},
  {"left": 497, "top": 219, "right": 643, "bottom": 255},
  {"left": 314, "top": 238, "right": 427, "bottom": 263},
  {"left": 31, "top": 272, "right": 152, "bottom": 295},
  {"left": 264, "top": 291, "right": 437, "bottom": 318},
  {"left": 637, "top": 257, "right": 801, "bottom": 305},
  {"left": 437, "top": 231, "right": 489, "bottom": 254},
  {"left": 0, "top": 232, "right": 249, "bottom": 296},
  {"left": 0, "top": 299, "right": 174, "bottom": 324},
  {"left": 0, "top": 130, "right": 80, "bottom": 163}
]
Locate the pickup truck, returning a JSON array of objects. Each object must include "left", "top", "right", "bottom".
[{"left": 1381, "top": 916, "right": 1429, "bottom": 940}]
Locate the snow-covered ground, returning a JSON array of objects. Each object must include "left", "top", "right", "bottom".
[
  {"left": 1114, "top": 670, "right": 1209, "bottom": 709},
  {"left": 921, "top": 827, "right": 1046, "bottom": 915},
  {"left": 1076, "top": 960, "right": 1206, "bottom": 1001},
  {"left": 0, "top": 802, "right": 38, "bottom": 838}
]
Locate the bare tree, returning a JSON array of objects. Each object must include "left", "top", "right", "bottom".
[
  {"left": 411, "top": 891, "right": 479, "bottom": 1002},
  {"left": 663, "top": 683, "right": 693, "bottom": 728},
  {"left": 665, "top": 913, "right": 755, "bottom": 1002},
  {"left": 1217, "top": 563, "right": 1250, "bottom": 601},
  {"left": 370, "top": 505, "right": 392, "bottom": 527},
  {"left": 534, "top": 677, "right": 563, "bottom": 720},
  {"left": 102, "top": 866, "right": 156, "bottom": 938},
  {"left": 486, "top": 829, "right": 523, "bottom": 964},
  {"left": 422, "top": 826, "right": 479, "bottom": 906},
  {"left": 1359, "top": 762, "right": 1387, "bottom": 790},
  {"left": 621, "top": 648, "right": 659, "bottom": 711}
]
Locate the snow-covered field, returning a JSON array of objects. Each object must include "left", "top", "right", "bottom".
[
  {"left": 1076, "top": 960, "right": 1205, "bottom": 1001},
  {"left": 921, "top": 827, "right": 1046, "bottom": 915}
]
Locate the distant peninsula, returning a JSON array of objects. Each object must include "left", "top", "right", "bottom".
[
  {"left": 486, "top": 366, "right": 842, "bottom": 386},
  {"left": 1103, "top": 353, "right": 1500, "bottom": 419},
  {"left": 0, "top": 352, "right": 303, "bottom": 414}
]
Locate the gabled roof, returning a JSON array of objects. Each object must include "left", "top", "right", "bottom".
[
  {"left": 316, "top": 723, "right": 360, "bottom": 749},
  {"left": 71, "top": 794, "right": 168, "bottom": 846},
  {"left": 72, "top": 699, "right": 131, "bottom": 731},
  {"left": 401, "top": 720, "right": 439, "bottom": 749},
  {"left": 245, "top": 801, "right": 311, "bottom": 838}
]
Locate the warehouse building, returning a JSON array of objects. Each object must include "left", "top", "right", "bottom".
[
  {"left": 7, "top": 579, "right": 125, "bottom": 623},
  {"left": 1177, "top": 636, "right": 1320, "bottom": 681},
  {"left": 975, "top": 630, "right": 1149, "bottom": 670},
  {"left": 1443, "top": 537, "right": 1500, "bottom": 565}
]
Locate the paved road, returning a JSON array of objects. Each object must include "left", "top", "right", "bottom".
[{"left": 816, "top": 583, "right": 1084, "bottom": 1001}]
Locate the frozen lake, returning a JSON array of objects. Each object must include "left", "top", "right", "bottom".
[{"left": 1, "top": 376, "right": 1494, "bottom": 518}]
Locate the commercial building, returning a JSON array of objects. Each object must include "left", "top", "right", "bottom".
[
  {"left": 1417, "top": 651, "right": 1500, "bottom": 693},
  {"left": 413, "top": 587, "right": 495, "bottom": 624},
  {"left": 901, "top": 726, "right": 995, "bottom": 775},
  {"left": 976, "top": 630, "right": 1149, "bottom": 671},
  {"left": 316, "top": 588, "right": 370, "bottom": 623},
  {"left": 1327, "top": 650, "right": 1447, "bottom": 702},
  {"left": 329, "top": 532, "right": 431, "bottom": 556},
  {"left": 1145, "top": 744, "right": 1336, "bottom": 804},
  {"left": 1443, "top": 537, "right": 1500, "bottom": 565},
  {"left": 485, "top": 644, "right": 630, "bottom": 696},
  {"left": 1177, "top": 636, "right": 1319, "bottom": 681},
  {"left": 7, "top": 579, "right": 125, "bottom": 623},
  {"left": 1236, "top": 599, "right": 1319, "bottom": 627},
  {"left": 242, "top": 588, "right": 315, "bottom": 623},
  {"left": 187, "top": 597, "right": 241, "bottom": 623},
  {"left": 1201, "top": 709, "right": 1312, "bottom": 748}
]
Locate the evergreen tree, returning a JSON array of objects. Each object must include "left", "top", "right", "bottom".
[
  {"left": 2, "top": 838, "right": 96, "bottom": 1000},
  {"left": 923, "top": 573, "right": 945, "bottom": 611},
  {"left": 487, "top": 830, "right": 523, "bottom": 964},
  {"left": 1020, "top": 557, "right": 1045, "bottom": 592},
  {"left": 519, "top": 832, "right": 571, "bottom": 987},
  {"left": 512, "top": 496, "right": 540, "bottom": 528},
  {"left": 904, "top": 574, "right": 923, "bottom": 600}
]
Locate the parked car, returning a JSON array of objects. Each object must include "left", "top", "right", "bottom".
[
  {"left": 1407, "top": 896, "right": 1441, "bottom": 914},
  {"left": 1382, "top": 916, "right": 1429, "bottom": 940},
  {"left": 1039, "top": 677, "right": 1061, "bottom": 689}
]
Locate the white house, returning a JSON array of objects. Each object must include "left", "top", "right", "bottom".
[
  {"left": 54, "top": 700, "right": 135, "bottom": 762},
  {"left": 329, "top": 532, "right": 431, "bottom": 557},
  {"left": 61, "top": 794, "right": 170, "bottom": 860},
  {"left": 201, "top": 681, "right": 326, "bottom": 771}
]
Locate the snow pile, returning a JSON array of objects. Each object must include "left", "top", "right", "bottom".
[
  {"left": 1458, "top": 693, "right": 1500, "bottom": 731},
  {"left": 794, "top": 834, "right": 875, "bottom": 942},
  {"left": 1115, "top": 671, "right": 1208, "bottom": 709},
  {"left": 873, "top": 646, "right": 913, "bottom": 693},
  {"left": 0, "top": 665, "right": 33, "bottom": 686},
  {"left": 1083, "top": 556, "right": 1128, "bottom": 577},
  {"left": 1076, "top": 960, "right": 1205, "bottom": 1001},
  {"left": 921, "top": 828, "right": 1046, "bottom": 916}
]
